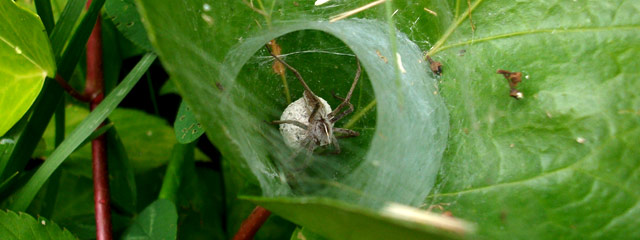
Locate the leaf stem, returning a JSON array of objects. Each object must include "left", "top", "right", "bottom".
[
  {"left": 427, "top": 0, "right": 483, "bottom": 56},
  {"left": 54, "top": 74, "right": 91, "bottom": 102},
  {"left": 233, "top": 206, "right": 272, "bottom": 240}
]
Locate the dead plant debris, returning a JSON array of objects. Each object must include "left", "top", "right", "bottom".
[{"left": 497, "top": 69, "right": 523, "bottom": 99}]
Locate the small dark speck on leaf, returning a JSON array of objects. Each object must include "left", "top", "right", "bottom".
[
  {"left": 181, "top": 128, "right": 187, "bottom": 133},
  {"left": 426, "top": 55, "right": 442, "bottom": 75},
  {"left": 216, "top": 82, "right": 224, "bottom": 91},
  {"left": 458, "top": 49, "right": 466, "bottom": 56},
  {"left": 500, "top": 210, "right": 507, "bottom": 223},
  {"left": 197, "top": 123, "right": 202, "bottom": 128},
  {"left": 192, "top": 129, "right": 198, "bottom": 134},
  {"left": 180, "top": 115, "right": 186, "bottom": 121}
]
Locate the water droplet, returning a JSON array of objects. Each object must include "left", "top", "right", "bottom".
[
  {"left": 203, "top": 3, "right": 211, "bottom": 11},
  {"left": 15, "top": 47, "right": 22, "bottom": 54},
  {"left": 525, "top": 75, "right": 530, "bottom": 79}
]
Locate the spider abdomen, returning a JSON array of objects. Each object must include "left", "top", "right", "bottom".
[{"left": 279, "top": 96, "right": 333, "bottom": 150}]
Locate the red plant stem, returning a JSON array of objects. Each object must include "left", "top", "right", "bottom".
[
  {"left": 85, "top": 2, "right": 112, "bottom": 239},
  {"left": 233, "top": 206, "right": 272, "bottom": 240},
  {"left": 54, "top": 74, "right": 91, "bottom": 102}
]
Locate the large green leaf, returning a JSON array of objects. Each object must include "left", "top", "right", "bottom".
[
  {"left": 122, "top": 199, "right": 178, "bottom": 240},
  {"left": 135, "top": 0, "right": 639, "bottom": 239},
  {"left": 246, "top": 196, "right": 471, "bottom": 240},
  {"left": 422, "top": 1, "right": 640, "bottom": 239},
  {"left": 104, "top": 0, "right": 153, "bottom": 51},
  {"left": 0, "top": 0, "right": 55, "bottom": 136},
  {"left": 0, "top": 210, "right": 76, "bottom": 240}
]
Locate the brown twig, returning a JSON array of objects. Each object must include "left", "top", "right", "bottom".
[
  {"left": 467, "top": 0, "right": 476, "bottom": 31},
  {"left": 85, "top": 2, "right": 112, "bottom": 238},
  {"left": 233, "top": 206, "right": 272, "bottom": 240},
  {"left": 54, "top": 74, "right": 91, "bottom": 102}
]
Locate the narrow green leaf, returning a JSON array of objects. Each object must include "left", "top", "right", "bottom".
[
  {"left": 0, "top": 0, "right": 56, "bottom": 136},
  {"left": 104, "top": 0, "right": 153, "bottom": 51},
  {"left": 0, "top": 80, "right": 63, "bottom": 181},
  {"left": 0, "top": 210, "right": 76, "bottom": 240},
  {"left": 76, "top": 122, "right": 114, "bottom": 149},
  {"left": 158, "top": 142, "right": 194, "bottom": 203},
  {"left": 245, "top": 196, "right": 472, "bottom": 240},
  {"left": 173, "top": 101, "right": 204, "bottom": 144},
  {"left": 8, "top": 53, "right": 156, "bottom": 211},
  {"left": 177, "top": 165, "right": 226, "bottom": 239},
  {"left": 49, "top": 0, "right": 84, "bottom": 61},
  {"left": 122, "top": 199, "right": 178, "bottom": 240},
  {"left": 35, "top": 0, "right": 55, "bottom": 34},
  {"left": 57, "top": 0, "right": 105, "bottom": 78},
  {"left": 106, "top": 127, "right": 137, "bottom": 214}
]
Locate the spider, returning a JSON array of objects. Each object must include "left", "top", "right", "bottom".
[{"left": 265, "top": 44, "right": 361, "bottom": 154}]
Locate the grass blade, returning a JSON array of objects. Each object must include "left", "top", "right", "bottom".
[
  {"left": 48, "top": 0, "right": 85, "bottom": 60},
  {"left": 9, "top": 53, "right": 156, "bottom": 211},
  {"left": 34, "top": 0, "right": 55, "bottom": 34}
]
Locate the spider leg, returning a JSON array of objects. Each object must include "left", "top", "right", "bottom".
[
  {"left": 330, "top": 101, "right": 354, "bottom": 123},
  {"left": 334, "top": 127, "right": 359, "bottom": 138},
  {"left": 308, "top": 102, "right": 321, "bottom": 122},
  {"left": 269, "top": 120, "right": 308, "bottom": 130},
  {"left": 265, "top": 44, "right": 321, "bottom": 104},
  {"left": 330, "top": 134, "right": 341, "bottom": 154},
  {"left": 329, "top": 58, "right": 361, "bottom": 119}
]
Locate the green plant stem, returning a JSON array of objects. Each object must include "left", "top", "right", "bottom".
[
  {"left": 146, "top": 71, "right": 160, "bottom": 115},
  {"left": 158, "top": 143, "right": 195, "bottom": 203}
]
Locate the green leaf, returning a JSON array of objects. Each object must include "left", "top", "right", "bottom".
[
  {"left": 0, "top": 0, "right": 55, "bottom": 136},
  {"left": 40, "top": 105, "right": 210, "bottom": 176},
  {"left": 49, "top": 0, "right": 84, "bottom": 61},
  {"left": 105, "top": 0, "right": 153, "bottom": 51},
  {"left": 174, "top": 101, "right": 204, "bottom": 144},
  {"left": 290, "top": 227, "right": 325, "bottom": 240},
  {"left": 136, "top": 0, "right": 640, "bottom": 238},
  {"left": 8, "top": 53, "right": 156, "bottom": 212},
  {"left": 158, "top": 78, "right": 177, "bottom": 95},
  {"left": 122, "top": 199, "right": 178, "bottom": 240},
  {"left": 158, "top": 143, "right": 194, "bottom": 203},
  {"left": 0, "top": 210, "right": 76, "bottom": 240},
  {"left": 176, "top": 162, "right": 226, "bottom": 239},
  {"left": 419, "top": 1, "right": 640, "bottom": 239},
  {"left": 136, "top": 0, "right": 447, "bottom": 206},
  {"left": 106, "top": 127, "right": 138, "bottom": 214},
  {"left": 245, "top": 196, "right": 472, "bottom": 240}
]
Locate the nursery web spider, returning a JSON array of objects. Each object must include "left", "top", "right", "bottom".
[{"left": 266, "top": 44, "right": 361, "bottom": 154}]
